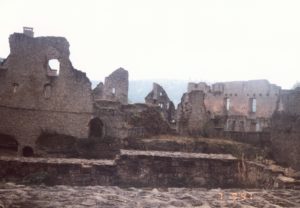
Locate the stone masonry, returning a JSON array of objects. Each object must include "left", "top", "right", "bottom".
[{"left": 0, "top": 30, "right": 93, "bottom": 155}]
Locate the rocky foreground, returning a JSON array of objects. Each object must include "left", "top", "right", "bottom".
[{"left": 0, "top": 183, "right": 299, "bottom": 208}]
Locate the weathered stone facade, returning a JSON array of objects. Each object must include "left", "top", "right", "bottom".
[
  {"left": 93, "top": 68, "right": 129, "bottom": 104},
  {"left": 145, "top": 83, "right": 176, "bottom": 123},
  {"left": 177, "top": 80, "right": 281, "bottom": 136},
  {"left": 271, "top": 87, "right": 300, "bottom": 170},
  {"left": 0, "top": 31, "right": 93, "bottom": 155}
]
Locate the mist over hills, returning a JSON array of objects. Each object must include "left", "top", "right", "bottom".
[{"left": 92, "top": 80, "right": 189, "bottom": 106}]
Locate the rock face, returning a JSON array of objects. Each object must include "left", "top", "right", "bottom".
[
  {"left": 93, "top": 68, "right": 129, "bottom": 104},
  {"left": 145, "top": 82, "right": 176, "bottom": 123},
  {"left": 270, "top": 87, "right": 300, "bottom": 170},
  {"left": 0, "top": 31, "right": 93, "bottom": 156}
]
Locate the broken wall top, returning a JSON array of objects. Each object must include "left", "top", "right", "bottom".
[
  {"left": 0, "top": 32, "right": 93, "bottom": 113},
  {"left": 145, "top": 82, "right": 171, "bottom": 103}
]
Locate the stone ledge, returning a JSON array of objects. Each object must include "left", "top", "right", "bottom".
[{"left": 120, "top": 149, "right": 237, "bottom": 160}]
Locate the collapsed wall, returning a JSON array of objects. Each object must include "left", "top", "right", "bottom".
[{"left": 0, "top": 30, "right": 93, "bottom": 155}]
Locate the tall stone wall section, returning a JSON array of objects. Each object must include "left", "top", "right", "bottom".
[
  {"left": 0, "top": 33, "right": 93, "bottom": 153},
  {"left": 177, "top": 91, "right": 209, "bottom": 136},
  {"left": 270, "top": 88, "right": 300, "bottom": 170},
  {"left": 93, "top": 68, "right": 128, "bottom": 104}
]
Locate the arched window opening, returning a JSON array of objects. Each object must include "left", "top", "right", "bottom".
[
  {"left": 89, "top": 118, "right": 104, "bottom": 138},
  {"left": 22, "top": 146, "right": 34, "bottom": 157},
  {"left": 225, "top": 98, "right": 230, "bottom": 111},
  {"left": 112, "top": 88, "right": 116, "bottom": 95},
  {"left": 47, "top": 59, "right": 60, "bottom": 76},
  {"left": 43, "top": 84, "right": 51, "bottom": 99}
]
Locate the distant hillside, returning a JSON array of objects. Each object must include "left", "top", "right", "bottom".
[{"left": 92, "top": 80, "right": 189, "bottom": 106}]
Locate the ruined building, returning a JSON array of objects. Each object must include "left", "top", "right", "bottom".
[
  {"left": 0, "top": 28, "right": 93, "bottom": 156},
  {"left": 93, "top": 76, "right": 171, "bottom": 139},
  {"left": 145, "top": 83, "right": 176, "bottom": 124},
  {"left": 93, "top": 68, "right": 129, "bottom": 104},
  {"left": 177, "top": 80, "right": 281, "bottom": 136},
  {"left": 0, "top": 28, "right": 174, "bottom": 157}
]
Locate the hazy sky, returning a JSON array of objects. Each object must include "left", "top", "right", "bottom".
[{"left": 1, "top": 0, "right": 300, "bottom": 89}]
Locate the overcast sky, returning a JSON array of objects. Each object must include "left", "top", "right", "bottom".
[{"left": 1, "top": 0, "right": 300, "bottom": 89}]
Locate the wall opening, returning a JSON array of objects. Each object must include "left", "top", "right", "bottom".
[
  {"left": 89, "top": 118, "right": 104, "bottom": 138},
  {"left": 225, "top": 98, "right": 230, "bottom": 111},
  {"left": 250, "top": 98, "right": 257, "bottom": 113},
  {"left": 22, "top": 146, "right": 34, "bottom": 157},
  {"left": 43, "top": 84, "right": 51, "bottom": 99},
  {"left": 112, "top": 88, "right": 116, "bottom": 95},
  {"left": 47, "top": 59, "right": 60, "bottom": 76},
  {"left": 12, "top": 83, "right": 19, "bottom": 93},
  {"left": 0, "top": 133, "right": 18, "bottom": 155}
]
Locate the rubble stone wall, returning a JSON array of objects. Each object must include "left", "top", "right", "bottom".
[{"left": 0, "top": 150, "right": 279, "bottom": 188}]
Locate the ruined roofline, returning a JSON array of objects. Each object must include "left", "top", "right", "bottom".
[
  {"left": 189, "top": 79, "right": 280, "bottom": 87},
  {"left": 7, "top": 32, "right": 92, "bottom": 86}
]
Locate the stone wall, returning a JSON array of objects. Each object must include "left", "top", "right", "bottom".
[
  {"left": 0, "top": 156, "right": 115, "bottom": 186},
  {"left": 0, "top": 150, "right": 284, "bottom": 188},
  {"left": 177, "top": 91, "right": 209, "bottom": 136},
  {"left": 0, "top": 32, "right": 93, "bottom": 154}
]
